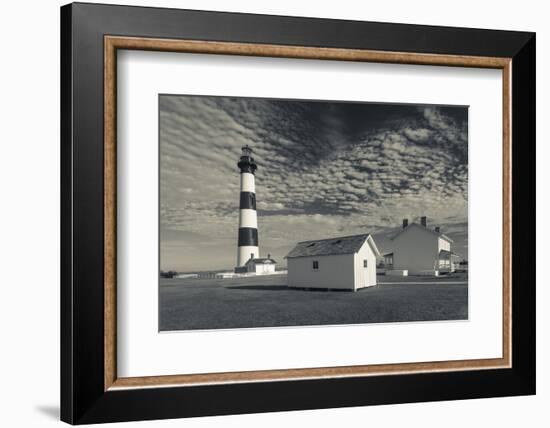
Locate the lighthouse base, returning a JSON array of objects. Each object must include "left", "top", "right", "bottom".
[{"left": 236, "top": 246, "right": 259, "bottom": 268}]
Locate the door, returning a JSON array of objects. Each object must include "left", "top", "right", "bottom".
[{"left": 363, "top": 258, "right": 369, "bottom": 287}]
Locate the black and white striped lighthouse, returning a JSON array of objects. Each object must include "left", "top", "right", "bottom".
[{"left": 235, "top": 145, "right": 259, "bottom": 268}]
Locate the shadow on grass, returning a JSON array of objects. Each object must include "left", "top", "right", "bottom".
[
  {"left": 227, "top": 285, "right": 290, "bottom": 291},
  {"left": 227, "top": 285, "right": 353, "bottom": 292}
]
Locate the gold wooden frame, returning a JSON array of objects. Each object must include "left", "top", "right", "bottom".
[{"left": 104, "top": 36, "right": 512, "bottom": 391}]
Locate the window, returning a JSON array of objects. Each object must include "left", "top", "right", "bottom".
[
  {"left": 363, "top": 259, "right": 368, "bottom": 268},
  {"left": 312, "top": 260, "right": 319, "bottom": 270}
]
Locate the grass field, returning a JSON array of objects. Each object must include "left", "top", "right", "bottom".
[{"left": 159, "top": 273, "right": 468, "bottom": 331}]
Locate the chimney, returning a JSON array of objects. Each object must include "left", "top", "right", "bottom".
[
  {"left": 250, "top": 253, "right": 254, "bottom": 260},
  {"left": 435, "top": 226, "right": 440, "bottom": 233},
  {"left": 402, "top": 218, "right": 408, "bottom": 229},
  {"left": 421, "top": 216, "right": 427, "bottom": 227},
  {"left": 267, "top": 253, "right": 271, "bottom": 259}
]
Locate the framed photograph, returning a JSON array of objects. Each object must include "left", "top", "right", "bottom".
[{"left": 61, "top": 2, "right": 535, "bottom": 424}]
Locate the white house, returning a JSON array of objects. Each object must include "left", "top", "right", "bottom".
[
  {"left": 285, "top": 234, "right": 381, "bottom": 291},
  {"left": 388, "top": 217, "right": 461, "bottom": 275},
  {"left": 235, "top": 254, "right": 277, "bottom": 275}
]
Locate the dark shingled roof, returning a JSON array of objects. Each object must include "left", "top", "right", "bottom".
[
  {"left": 286, "top": 234, "right": 371, "bottom": 259},
  {"left": 245, "top": 257, "right": 277, "bottom": 265}
]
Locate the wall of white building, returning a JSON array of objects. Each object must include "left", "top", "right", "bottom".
[
  {"left": 255, "top": 263, "right": 275, "bottom": 274},
  {"left": 438, "top": 237, "right": 451, "bottom": 252},
  {"left": 354, "top": 242, "right": 378, "bottom": 288},
  {"left": 287, "top": 254, "right": 355, "bottom": 290},
  {"left": 393, "top": 226, "right": 439, "bottom": 272}
]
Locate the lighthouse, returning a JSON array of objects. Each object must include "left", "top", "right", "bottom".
[{"left": 235, "top": 145, "right": 259, "bottom": 270}]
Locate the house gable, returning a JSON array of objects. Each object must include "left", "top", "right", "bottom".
[{"left": 365, "top": 234, "right": 381, "bottom": 258}]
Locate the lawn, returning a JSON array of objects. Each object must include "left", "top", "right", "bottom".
[{"left": 159, "top": 273, "right": 468, "bottom": 331}]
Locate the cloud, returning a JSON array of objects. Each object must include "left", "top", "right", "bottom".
[{"left": 403, "top": 127, "right": 432, "bottom": 142}]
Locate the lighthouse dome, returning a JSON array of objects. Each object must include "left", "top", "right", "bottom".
[{"left": 237, "top": 144, "right": 257, "bottom": 174}]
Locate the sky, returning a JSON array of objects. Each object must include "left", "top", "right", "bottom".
[{"left": 160, "top": 95, "right": 468, "bottom": 272}]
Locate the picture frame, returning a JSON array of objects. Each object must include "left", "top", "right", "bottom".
[{"left": 61, "top": 2, "right": 535, "bottom": 424}]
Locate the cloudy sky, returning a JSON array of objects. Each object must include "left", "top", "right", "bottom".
[{"left": 160, "top": 95, "right": 468, "bottom": 272}]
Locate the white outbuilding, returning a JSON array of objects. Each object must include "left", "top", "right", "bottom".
[
  {"left": 285, "top": 234, "right": 381, "bottom": 291},
  {"left": 388, "top": 217, "right": 461, "bottom": 275}
]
